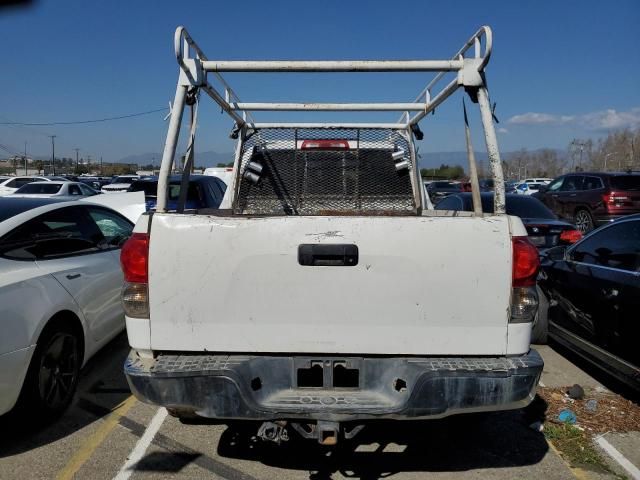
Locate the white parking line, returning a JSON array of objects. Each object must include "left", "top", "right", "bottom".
[
  {"left": 595, "top": 435, "right": 640, "bottom": 480},
  {"left": 113, "top": 407, "right": 168, "bottom": 480}
]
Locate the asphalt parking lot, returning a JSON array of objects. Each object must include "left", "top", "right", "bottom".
[{"left": 0, "top": 334, "right": 638, "bottom": 480}]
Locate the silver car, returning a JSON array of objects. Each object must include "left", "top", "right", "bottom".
[{"left": 12, "top": 181, "right": 100, "bottom": 198}]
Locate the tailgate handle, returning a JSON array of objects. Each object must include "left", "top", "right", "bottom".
[{"left": 298, "top": 244, "right": 358, "bottom": 267}]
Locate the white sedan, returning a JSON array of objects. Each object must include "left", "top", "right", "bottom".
[
  {"left": 101, "top": 175, "right": 139, "bottom": 193},
  {"left": 0, "top": 194, "right": 144, "bottom": 420},
  {"left": 12, "top": 181, "right": 100, "bottom": 198},
  {"left": 0, "top": 176, "right": 59, "bottom": 196}
]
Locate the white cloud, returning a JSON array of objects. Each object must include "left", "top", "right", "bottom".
[
  {"left": 580, "top": 108, "right": 640, "bottom": 130},
  {"left": 497, "top": 127, "right": 509, "bottom": 134},
  {"left": 508, "top": 113, "right": 562, "bottom": 125},
  {"left": 506, "top": 107, "right": 640, "bottom": 131}
]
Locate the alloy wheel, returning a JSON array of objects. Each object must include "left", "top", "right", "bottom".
[
  {"left": 575, "top": 210, "right": 593, "bottom": 233},
  {"left": 37, "top": 332, "right": 80, "bottom": 411}
]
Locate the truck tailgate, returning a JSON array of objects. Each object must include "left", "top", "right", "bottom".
[{"left": 148, "top": 214, "right": 513, "bottom": 355}]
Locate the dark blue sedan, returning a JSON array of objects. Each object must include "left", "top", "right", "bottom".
[
  {"left": 128, "top": 175, "right": 227, "bottom": 211},
  {"left": 434, "top": 193, "right": 582, "bottom": 253}
]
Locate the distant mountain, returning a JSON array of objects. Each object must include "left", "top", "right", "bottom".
[{"left": 117, "top": 151, "right": 234, "bottom": 167}]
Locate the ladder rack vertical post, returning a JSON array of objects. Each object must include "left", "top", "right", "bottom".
[
  {"left": 157, "top": 84, "right": 188, "bottom": 212},
  {"left": 477, "top": 86, "right": 505, "bottom": 214}
]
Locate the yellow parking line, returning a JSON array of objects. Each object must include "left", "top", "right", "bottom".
[
  {"left": 547, "top": 439, "right": 592, "bottom": 480},
  {"left": 55, "top": 395, "right": 137, "bottom": 480}
]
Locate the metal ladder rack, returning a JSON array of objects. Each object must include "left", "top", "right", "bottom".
[{"left": 157, "top": 25, "right": 505, "bottom": 214}]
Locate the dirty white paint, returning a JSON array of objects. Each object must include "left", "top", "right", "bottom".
[{"left": 141, "top": 214, "right": 523, "bottom": 356}]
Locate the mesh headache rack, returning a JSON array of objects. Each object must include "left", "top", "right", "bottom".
[{"left": 157, "top": 26, "right": 505, "bottom": 215}]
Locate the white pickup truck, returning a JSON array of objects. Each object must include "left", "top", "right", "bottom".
[{"left": 122, "top": 26, "right": 543, "bottom": 444}]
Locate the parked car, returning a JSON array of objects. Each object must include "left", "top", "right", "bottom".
[
  {"left": 426, "top": 181, "right": 463, "bottom": 202},
  {"left": 78, "top": 176, "right": 112, "bottom": 191},
  {"left": 127, "top": 175, "right": 227, "bottom": 211},
  {"left": 0, "top": 176, "right": 51, "bottom": 196},
  {"left": 478, "top": 178, "right": 494, "bottom": 191},
  {"left": 521, "top": 177, "right": 552, "bottom": 185},
  {"left": 516, "top": 182, "right": 547, "bottom": 196},
  {"left": 435, "top": 193, "right": 582, "bottom": 252},
  {"left": 505, "top": 181, "right": 519, "bottom": 194},
  {"left": 101, "top": 175, "right": 139, "bottom": 193},
  {"left": 58, "top": 175, "right": 79, "bottom": 182},
  {"left": 536, "top": 172, "right": 640, "bottom": 233},
  {"left": 44, "top": 176, "right": 72, "bottom": 182},
  {"left": 12, "top": 181, "right": 100, "bottom": 198},
  {"left": 0, "top": 197, "right": 138, "bottom": 420},
  {"left": 535, "top": 215, "right": 640, "bottom": 390},
  {"left": 477, "top": 179, "right": 518, "bottom": 193}
]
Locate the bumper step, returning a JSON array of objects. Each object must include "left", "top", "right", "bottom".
[{"left": 125, "top": 351, "right": 543, "bottom": 422}]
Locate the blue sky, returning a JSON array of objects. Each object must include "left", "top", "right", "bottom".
[{"left": 1, "top": 0, "right": 638, "bottom": 164}]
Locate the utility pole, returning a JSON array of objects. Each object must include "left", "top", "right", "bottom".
[
  {"left": 49, "top": 135, "right": 56, "bottom": 175},
  {"left": 74, "top": 148, "right": 80, "bottom": 173},
  {"left": 24, "top": 141, "right": 28, "bottom": 175},
  {"left": 100, "top": 156, "right": 103, "bottom": 175}
]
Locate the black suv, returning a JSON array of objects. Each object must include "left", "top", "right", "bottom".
[{"left": 536, "top": 172, "right": 640, "bottom": 232}]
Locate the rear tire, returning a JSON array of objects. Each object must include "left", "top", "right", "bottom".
[
  {"left": 574, "top": 209, "right": 594, "bottom": 233},
  {"left": 16, "top": 321, "right": 82, "bottom": 422},
  {"left": 531, "top": 286, "right": 549, "bottom": 345}
]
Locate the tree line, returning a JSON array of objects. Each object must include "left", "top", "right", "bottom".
[{"left": 421, "top": 127, "right": 639, "bottom": 180}]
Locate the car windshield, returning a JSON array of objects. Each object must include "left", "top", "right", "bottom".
[
  {"left": 528, "top": 184, "right": 541, "bottom": 190},
  {"left": 610, "top": 175, "right": 640, "bottom": 191},
  {"left": 481, "top": 195, "right": 556, "bottom": 218},
  {"left": 15, "top": 183, "right": 63, "bottom": 194}
]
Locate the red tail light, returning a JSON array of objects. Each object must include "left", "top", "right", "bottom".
[
  {"left": 602, "top": 191, "right": 631, "bottom": 210},
  {"left": 300, "top": 139, "right": 350, "bottom": 150},
  {"left": 559, "top": 229, "right": 583, "bottom": 244},
  {"left": 512, "top": 237, "right": 540, "bottom": 287},
  {"left": 120, "top": 233, "right": 149, "bottom": 283}
]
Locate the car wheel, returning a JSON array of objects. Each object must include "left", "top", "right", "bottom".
[
  {"left": 574, "top": 209, "right": 594, "bottom": 233},
  {"left": 531, "top": 285, "right": 549, "bottom": 345},
  {"left": 18, "top": 322, "right": 82, "bottom": 421}
]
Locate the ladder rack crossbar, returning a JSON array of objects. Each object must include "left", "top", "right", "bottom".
[
  {"left": 229, "top": 103, "right": 429, "bottom": 112},
  {"left": 172, "top": 25, "right": 493, "bottom": 127},
  {"left": 202, "top": 60, "right": 463, "bottom": 72}
]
